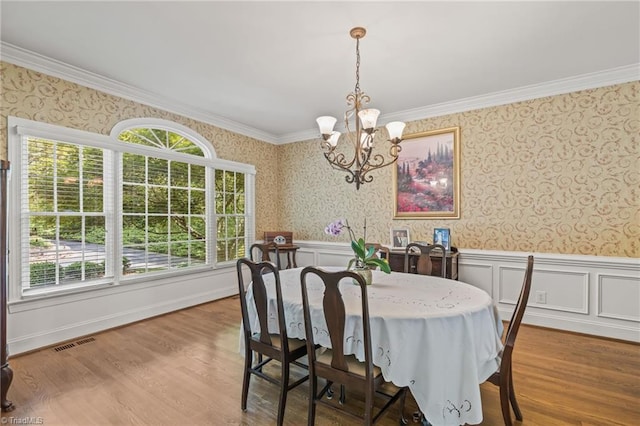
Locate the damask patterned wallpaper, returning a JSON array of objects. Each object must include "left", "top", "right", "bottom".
[
  {"left": 1, "top": 62, "right": 638, "bottom": 257},
  {"left": 0, "top": 62, "right": 281, "bottom": 236},
  {"left": 280, "top": 82, "right": 639, "bottom": 258}
]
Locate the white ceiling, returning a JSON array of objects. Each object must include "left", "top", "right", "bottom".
[{"left": 1, "top": 1, "right": 639, "bottom": 144}]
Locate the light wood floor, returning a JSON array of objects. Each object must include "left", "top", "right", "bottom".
[{"left": 2, "top": 295, "right": 639, "bottom": 425}]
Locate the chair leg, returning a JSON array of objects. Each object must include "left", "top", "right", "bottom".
[
  {"left": 364, "top": 391, "right": 373, "bottom": 425},
  {"left": 308, "top": 374, "right": 317, "bottom": 426},
  {"left": 499, "top": 373, "right": 513, "bottom": 426},
  {"left": 399, "top": 388, "right": 408, "bottom": 425},
  {"left": 241, "top": 349, "right": 252, "bottom": 411},
  {"left": 509, "top": 370, "right": 523, "bottom": 421},
  {"left": 277, "top": 361, "right": 289, "bottom": 426}
]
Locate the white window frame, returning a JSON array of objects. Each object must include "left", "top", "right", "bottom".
[{"left": 7, "top": 117, "right": 255, "bottom": 303}]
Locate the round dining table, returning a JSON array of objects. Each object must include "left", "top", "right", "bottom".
[{"left": 245, "top": 266, "right": 504, "bottom": 426}]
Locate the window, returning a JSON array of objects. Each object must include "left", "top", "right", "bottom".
[
  {"left": 9, "top": 117, "right": 255, "bottom": 298},
  {"left": 24, "top": 138, "right": 111, "bottom": 287},
  {"left": 118, "top": 128, "right": 208, "bottom": 274},
  {"left": 215, "top": 170, "right": 246, "bottom": 262}
]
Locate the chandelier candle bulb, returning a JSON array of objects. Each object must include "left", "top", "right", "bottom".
[
  {"left": 386, "top": 121, "right": 406, "bottom": 143},
  {"left": 327, "top": 132, "right": 341, "bottom": 147},
  {"left": 316, "top": 27, "right": 405, "bottom": 190},
  {"left": 358, "top": 108, "right": 380, "bottom": 130},
  {"left": 316, "top": 116, "right": 337, "bottom": 137}
]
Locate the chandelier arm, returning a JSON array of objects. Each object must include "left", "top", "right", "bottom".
[
  {"left": 324, "top": 151, "right": 357, "bottom": 171},
  {"left": 388, "top": 143, "right": 403, "bottom": 158},
  {"left": 360, "top": 153, "right": 397, "bottom": 172},
  {"left": 345, "top": 173, "right": 356, "bottom": 185},
  {"left": 361, "top": 174, "right": 375, "bottom": 185},
  {"left": 361, "top": 139, "right": 403, "bottom": 169},
  {"left": 358, "top": 142, "right": 374, "bottom": 169},
  {"left": 357, "top": 149, "right": 401, "bottom": 182}
]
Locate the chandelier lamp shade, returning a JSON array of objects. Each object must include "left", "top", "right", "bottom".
[{"left": 316, "top": 27, "right": 406, "bottom": 190}]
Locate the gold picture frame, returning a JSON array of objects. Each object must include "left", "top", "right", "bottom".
[{"left": 393, "top": 127, "right": 461, "bottom": 219}]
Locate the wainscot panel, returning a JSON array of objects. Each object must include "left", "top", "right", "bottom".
[
  {"left": 499, "top": 266, "right": 589, "bottom": 314},
  {"left": 7, "top": 267, "right": 237, "bottom": 355},
  {"left": 598, "top": 274, "right": 640, "bottom": 323},
  {"left": 294, "top": 242, "right": 640, "bottom": 343},
  {"left": 457, "top": 262, "right": 494, "bottom": 297}
]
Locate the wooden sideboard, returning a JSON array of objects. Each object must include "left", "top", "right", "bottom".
[
  {"left": 386, "top": 248, "right": 459, "bottom": 280},
  {"left": 264, "top": 231, "right": 299, "bottom": 269}
]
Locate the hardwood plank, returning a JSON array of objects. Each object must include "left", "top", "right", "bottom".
[{"left": 2, "top": 295, "right": 639, "bottom": 425}]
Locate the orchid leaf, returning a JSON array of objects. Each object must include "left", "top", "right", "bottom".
[
  {"left": 351, "top": 240, "right": 366, "bottom": 258},
  {"left": 367, "top": 258, "right": 391, "bottom": 273},
  {"left": 365, "top": 246, "right": 375, "bottom": 259}
]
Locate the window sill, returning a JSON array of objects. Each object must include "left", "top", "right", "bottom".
[{"left": 8, "top": 264, "right": 230, "bottom": 313}]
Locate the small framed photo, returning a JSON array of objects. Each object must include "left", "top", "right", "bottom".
[
  {"left": 390, "top": 228, "right": 410, "bottom": 250},
  {"left": 433, "top": 228, "right": 451, "bottom": 251}
]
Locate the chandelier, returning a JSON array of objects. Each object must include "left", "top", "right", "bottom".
[{"left": 316, "top": 27, "right": 406, "bottom": 190}]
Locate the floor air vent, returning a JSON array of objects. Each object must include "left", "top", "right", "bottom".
[
  {"left": 53, "top": 337, "right": 96, "bottom": 352},
  {"left": 53, "top": 343, "right": 76, "bottom": 352}
]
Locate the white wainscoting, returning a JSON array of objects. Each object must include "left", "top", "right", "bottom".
[
  {"left": 8, "top": 243, "right": 638, "bottom": 356},
  {"left": 290, "top": 241, "right": 640, "bottom": 343},
  {"left": 7, "top": 267, "right": 238, "bottom": 355}
]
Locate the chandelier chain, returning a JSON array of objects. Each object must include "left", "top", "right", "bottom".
[{"left": 355, "top": 37, "right": 361, "bottom": 94}]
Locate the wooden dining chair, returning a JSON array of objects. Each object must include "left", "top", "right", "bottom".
[
  {"left": 364, "top": 242, "right": 391, "bottom": 267},
  {"left": 485, "top": 255, "right": 534, "bottom": 426},
  {"left": 249, "top": 241, "right": 281, "bottom": 270},
  {"left": 300, "top": 266, "right": 407, "bottom": 425},
  {"left": 403, "top": 243, "right": 447, "bottom": 277},
  {"left": 236, "top": 258, "right": 308, "bottom": 425}
]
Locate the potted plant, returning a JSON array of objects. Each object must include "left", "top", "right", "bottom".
[{"left": 325, "top": 219, "right": 391, "bottom": 285}]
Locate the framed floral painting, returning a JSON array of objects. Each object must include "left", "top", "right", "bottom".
[{"left": 393, "top": 127, "right": 461, "bottom": 219}]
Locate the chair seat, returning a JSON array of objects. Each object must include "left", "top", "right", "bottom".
[
  {"left": 272, "top": 335, "right": 306, "bottom": 351},
  {"left": 317, "top": 349, "right": 382, "bottom": 378},
  {"left": 251, "top": 333, "right": 306, "bottom": 351}
]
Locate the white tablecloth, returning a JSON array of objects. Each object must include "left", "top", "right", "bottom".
[{"left": 245, "top": 267, "right": 504, "bottom": 426}]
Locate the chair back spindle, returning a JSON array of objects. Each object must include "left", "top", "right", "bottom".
[
  {"left": 404, "top": 243, "right": 447, "bottom": 278},
  {"left": 249, "top": 241, "right": 281, "bottom": 270}
]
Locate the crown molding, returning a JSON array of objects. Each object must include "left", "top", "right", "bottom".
[
  {"left": 278, "top": 63, "right": 640, "bottom": 144},
  {"left": 378, "top": 63, "right": 640, "bottom": 126},
  {"left": 2, "top": 42, "right": 638, "bottom": 146},
  {"left": 0, "top": 42, "right": 279, "bottom": 144}
]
